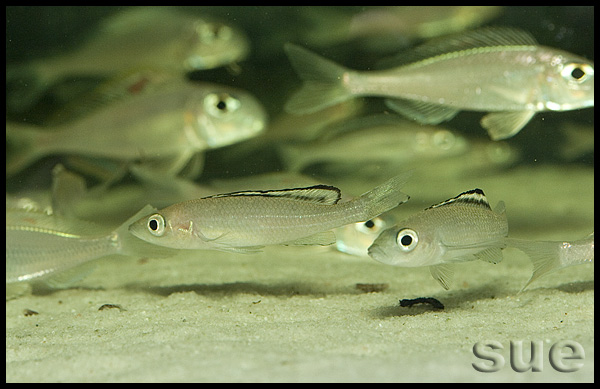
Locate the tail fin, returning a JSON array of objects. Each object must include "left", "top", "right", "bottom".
[
  {"left": 6, "top": 122, "right": 44, "bottom": 176},
  {"left": 114, "top": 205, "right": 177, "bottom": 259},
  {"left": 508, "top": 238, "right": 562, "bottom": 291},
  {"left": 284, "top": 43, "right": 354, "bottom": 115},
  {"left": 355, "top": 170, "right": 413, "bottom": 220}
]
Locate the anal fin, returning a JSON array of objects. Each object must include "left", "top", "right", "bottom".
[
  {"left": 480, "top": 111, "right": 535, "bottom": 140},
  {"left": 474, "top": 247, "right": 504, "bottom": 264},
  {"left": 284, "top": 230, "right": 337, "bottom": 246}
]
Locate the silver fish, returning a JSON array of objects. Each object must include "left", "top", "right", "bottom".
[
  {"left": 285, "top": 27, "right": 594, "bottom": 140},
  {"left": 368, "top": 189, "right": 508, "bottom": 289},
  {"left": 6, "top": 80, "right": 267, "bottom": 175},
  {"left": 11, "top": 7, "right": 250, "bottom": 85},
  {"left": 6, "top": 205, "right": 173, "bottom": 287},
  {"left": 511, "top": 233, "right": 594, "bottom": 290},
  {"left": 128, "top": 172, "right": 413, "bottom": 252}
]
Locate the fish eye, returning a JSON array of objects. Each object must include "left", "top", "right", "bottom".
[
  {"left": 147, "top": 214, "right": 165, "bottom": 237},
  {"left": 356, "top": 217, "right": 385, "bottom": 234},
  {"left": 561, "top": 63, "right": 594, "bottom": 83},
  {"left": 396, "top": 228, "right": 418, "bottom": 252},
  {"left": 204, "top": 93, "right": 241, "bottom": 117}
]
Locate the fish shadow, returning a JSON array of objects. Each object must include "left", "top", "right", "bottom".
[
  {"left": 371, "top": 278, "right": 594, "bottom": 318},
  {"left": 126, "top": 281, "right": 364, "bottom": 298}
]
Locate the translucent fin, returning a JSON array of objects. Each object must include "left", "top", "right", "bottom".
[
  {"left": 133, "top": 150, "right": 197, "bottom": 178},
  {"left": 430, "top": 264, "right": 454, "bottom": 290},
  {"left": 507, "top": 238, "right": 563, "bottom": 291},
  {"left": 177, "top": 152, "right": 205, "bottom": 180},
  {"left": 493, "top": 200, "right": 506, "bottom": 215},
  {"left": 377, "top": 26, "right": 538, "bottom": 69},
  {"left": 215, "top": 246, "right": 264, "bottom": 254},
  {"left": 480, "top": 111, "right": 536, "bottom": 140},
  {"left": 43, "top": 261, "right": 98, "bottom": 288},
  {"left": 51, "top": 164, "right": 87, "bottom": 218},
  {"left": 284, "top": 230, "right": 337, "bottom": 246},
  {"left": 474, "top": 247, "right": 504, "bottom": 264},
  {"left": 384, "top": 98, "right": 460, "bottom": 125},
  {"left": 356, "top": 170, "right": 413, "bottom": 220},
  {"left": 284, "top": 43, "right": 353, "bottom": 114}
]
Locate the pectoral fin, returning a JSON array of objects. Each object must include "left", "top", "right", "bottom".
[{"left": 429, "top": 264, "right": 454, "bottom": 290}]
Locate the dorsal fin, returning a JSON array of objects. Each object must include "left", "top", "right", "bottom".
[
  {"left": 426, "top": 189, "right": 490, "bottom": 211},
  {"left": 377, "top": 27, "right": 538, "bottom": 69},
  {"left": 202, "top": 185, "right": 342, "bottom": 205}
]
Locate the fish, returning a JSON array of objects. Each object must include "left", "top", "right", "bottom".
[
  {"left": 334, "top": 214, "right": 396, "bottom": 258},
  {"left": 7, "top": 7, "right": 250, "bottom": 110},
  {"left": 284, "top": 26, "right": 594, "bottom": 140},
  {"left": 278, "top": 115, "right": 469, "bottom": 173},
  {"left": 128, "top": 171, "right": 413, "bottom": 252},
  {"left": 344, "top": 6, "right": 503, "bottom": 41},
  {"left": 510, "top": 233, "right": 594, "bottom": 290},
  {"left": 367, "top": 189, "right": 508, "bottom": 289},
  {"left": 5, "top": 205, "right": 175, "bottom": 290},
  {"left": 367, "top": 189, "right": 594, "bottom": 290},
  {"left": 6, "top": 79, "right": 267, "bottom": 176}
]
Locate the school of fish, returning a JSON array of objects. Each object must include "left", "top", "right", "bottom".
[{"left": 6, "top": 7, "right": 593, "bottom": 297}]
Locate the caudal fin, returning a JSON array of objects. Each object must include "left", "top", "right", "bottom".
[
  {"left": 356, "top": 170, "right": 413, "bottom": 220},
  {"left": 508, "top": 238, "right": 562, "bottom": 291},
  {"left": 284, "top": 43, "right": 354, "bottom": 115}
]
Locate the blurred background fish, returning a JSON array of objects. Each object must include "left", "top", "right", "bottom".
[
  {"left": 277, "top": 115, "right": 469, "bottom": 174},
  {"left": 6, "top": 7, "right": 250, "bottom": 111},
  {"left": 6, "top": 73, "right": 267, "bottom": 177}
]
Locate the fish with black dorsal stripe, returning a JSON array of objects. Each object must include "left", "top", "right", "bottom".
[
  {"left": 128, "top": 171, "right": 412, "bottom": 253},
  {"left": 368, "top": 189, "right": 594, "bottom": 290},
  {"left": 368, "top": 189, "right": 508, "bottom": 290}
]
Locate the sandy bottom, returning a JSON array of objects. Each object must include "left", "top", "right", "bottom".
[{"left": 6, "top": 165, "right": 594, "bottom": 382}]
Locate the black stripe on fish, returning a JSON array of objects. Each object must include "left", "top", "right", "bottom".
[
  {"left": 202, "top": 185, "right": 342, "bottom": 205},
  {"left": 426, "top": 189, "right": 490, "bottom": 211}
]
